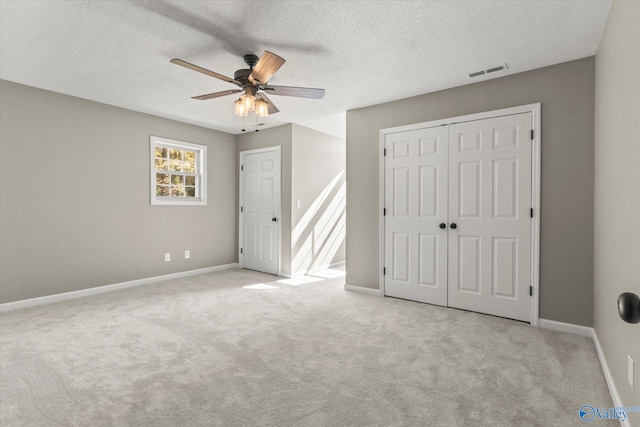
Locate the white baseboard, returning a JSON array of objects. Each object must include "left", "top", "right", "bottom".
[
  {"left": 326, "top": 261, "right": 346, "bottom": 269},
  {"left": 538, "top": 318, "right": 594, "bottom": 336},
  {"left": 290, "top": 261, "right": 346, "bottom": 279},
  {"left": 0, "top": 263, "right": 239, "bottom": 313},
  {"left": 591, "top": 329, "right": 629, "bottom": 427},
  {"left": 539, "top": 318, "right": 628, "bottom": 427},
  {"left": 344, "top": 284, "right": 381, "bottom": 296}
]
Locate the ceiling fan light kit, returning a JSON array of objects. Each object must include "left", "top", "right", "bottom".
[{"left": 171, "top": 51, "right": 325, "bottom": 129}]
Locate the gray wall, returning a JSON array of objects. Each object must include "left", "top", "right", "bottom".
[
  {"left": 346, "top": 57, "right": 595, "bottom": 326},
  {"left": 236, "top": 125, "right": 293, "bottom": 277},
  {"left": 594, "top": 0, "right": 640, "bottom": 406},
  {"left": 0, "top": 80, "right": 237, "bottom": 304},
  {"left": 291, "top": 124, "right": 346, "bottom": 275}
]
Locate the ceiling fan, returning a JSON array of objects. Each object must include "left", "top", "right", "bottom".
[{"left": 171, "top": 51, "right": 325, "bottom": 121}]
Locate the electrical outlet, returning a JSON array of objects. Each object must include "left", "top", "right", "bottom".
[
  {"left": 629, "top": 355, "right": 634, "bottom": 388},
  {"left": 185, "top": 250, "right": 190, "bottom": 259},
  {"left": 164, "top": 252, "right": 170, "bottom": 262}
]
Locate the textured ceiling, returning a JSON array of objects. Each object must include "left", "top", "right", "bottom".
[{"left": 0, "top": 0, "right": 611, "bottom": 135}]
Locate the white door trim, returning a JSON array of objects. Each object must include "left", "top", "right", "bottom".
[
  {"left": 379, "top": 103, "right": 541, "bottom": 326},
  {"left": 239, "top": 146, "right": 282, "bottom": 276}
]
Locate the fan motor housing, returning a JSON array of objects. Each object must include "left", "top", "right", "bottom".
[{"left": 234, "top": 69, "right": 252, "bottom": 84}]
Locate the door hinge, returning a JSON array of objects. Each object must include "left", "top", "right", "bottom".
[
  {"left": 530, "top": 208, "right": 533, "bottom": 218},
  {"left": 383, "top": 267, "right": 386, "bottom": 275},
  {"left": 241, "top": 206, "right": 243, "bottom": 213},
  {"left": 531, "top": 130, "right": 534, "bottom": 140},
  {"left": 241, "top": 165, "right": 244, "bottom": 171},
  {"left": 383, "top": 208, "right": 386, "bottom": 216},
  {"left": 530, "top": 286, "right": 533, "bottom": 296},
  {"left": 240, "top": 248, "right": 243, "bottom": 254},
  {"left": 383, "top": 148, "right": 387, "bottom": 156}
]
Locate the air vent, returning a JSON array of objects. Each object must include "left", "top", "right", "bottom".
[
  {"left": 468, "top": 70, "right": 486, "bottom": 78},
  {"left": 486, "top": 64, "right": 507, "bottom": 73},
  {"left": 468, "top": 63, "right": 508, "bottom": 78}
]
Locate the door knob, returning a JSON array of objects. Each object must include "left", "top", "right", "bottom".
[
  {"left": 439, "top": 223, "right": 446, "bottom": 229},
  {"left": 618, "top": 292, "right": 640, "bottom": 324},
  {"left": 272, "top": 217, "right": 277, "bottom": 222},
  {"left": 450, "top": 223, "right": 457, "bottom": 229}
]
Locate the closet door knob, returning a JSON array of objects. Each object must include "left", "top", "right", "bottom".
[
  {"left": 450, "top": 223, "right": 457, "bottom": 229},
  {"left": 439, "top": 223, "right": 446, "bottom": 229}
]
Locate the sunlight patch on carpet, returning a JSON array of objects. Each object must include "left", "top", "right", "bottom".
[
  {"left": 309, "top": 269, "right": 346, "bottom": 279},
  {"left": 277, "top": 276, "right": 324, "bottom": 286},
  {"left": 242, "top": 283, "right": 279, "bottom": 290}
]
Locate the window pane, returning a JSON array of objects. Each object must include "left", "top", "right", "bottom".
[
  {"left": 155, "top": 159, "right": 168, "bottom": 170},
  {"left": 155, "top": 147, "right": 168, "bottom": 158},
  {"left": 156, "top": 185, "right": 170, "bottom": 196},
  {"left": 171, "top": 186, "right": 185, "bottom": 197},
  {"left": 170, "top": 149, "right": 182, "bottom": 160},
  {"left": 170, "top": 160, "right": 182, "bottom": 171},
  {"left": 171, "top": 175, "right": 184, "bottom": 185},
  {"left": 184, "top": 151, "right": 196, "bottom": 162},
  {"left": 184, "top": 162, "right": 196, "bottom": 173},
  {"left": 156, "top": 173, "right": 170, "bottom": 185},
  {"left": 185, "top": 187, "right": 196, "bottom": 197},
  {"left": 185, "top": 176, "right": 196, "bottom": 186}
]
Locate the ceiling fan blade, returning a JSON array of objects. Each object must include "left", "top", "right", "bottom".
[
  {"left": 259, "top": 93, "right": 280, "bottom": 114},
  {"left": 171, "top": 58, "right": 242, "bottom": 86},
  {"left": 249, "top": 51, "right": 285, "bottom": 85},
  {"left": 192, "top": 89, "right": 242, "bottom": 100},
  {"left": 263, "top": 85, "right": 325, "bottom": 99}
]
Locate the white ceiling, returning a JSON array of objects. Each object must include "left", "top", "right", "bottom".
[{"left": 0, "top": 0, "right": 611, "bottom": 136}]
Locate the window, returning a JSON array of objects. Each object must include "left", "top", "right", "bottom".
[{"left": 150, "top": 136, "right": 207, "bottom": 205}]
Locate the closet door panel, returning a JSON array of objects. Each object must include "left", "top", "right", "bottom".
[{"left": 384, "top": 127, "right": 448, "bottom": 306}]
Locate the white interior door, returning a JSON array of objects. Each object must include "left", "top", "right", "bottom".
[
  {"left": 240, "top": 147, "right": 281, "bottom": 275},
  {"left": 447, "top": 113, "right": 532, "bottom": 322},
  {"left": 384, "top": 127, "right": 449, "bottom": 306}
]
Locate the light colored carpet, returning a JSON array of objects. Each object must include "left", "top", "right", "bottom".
[{"left": 1, "top": 268, "right": 616, "bottom": 427}]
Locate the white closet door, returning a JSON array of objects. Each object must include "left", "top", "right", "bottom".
[
  {"left": 384, "top": 127, "right": 449, "bottom": 306},
  {"left": 447, "top": 113, "right": 532, "bottom": 322}
]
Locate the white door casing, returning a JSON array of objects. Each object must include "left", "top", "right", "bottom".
[
  {"left": 381, "top": 104, "right": 540, "bottom": 324},
  {"left": 447, "top": 113, "right": 532, "bottom": 322},
  {"left": 384, "top": 127, "right": 449, "bottom": 306},
  {"left": 239, "top": 147, "right": 281, "bottom": 275}
]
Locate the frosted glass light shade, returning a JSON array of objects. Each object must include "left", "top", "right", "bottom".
[
  {"left": 255, "top": 98, "right": 269, "bottom": 118},
  {"left": 234, "top": 99, "right": 248, "bottom": 116},
  {"left": 241, "top": 94, "right": 255, "bottom": 111}
]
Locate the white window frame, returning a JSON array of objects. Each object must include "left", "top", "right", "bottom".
[{"left": 150, "top": 136, "right": 207, "bottom": 206}]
